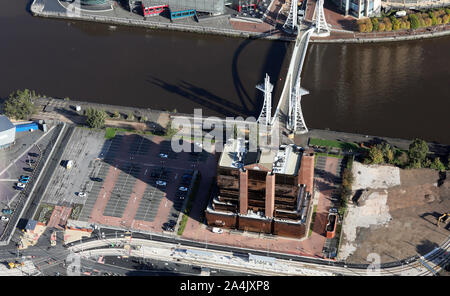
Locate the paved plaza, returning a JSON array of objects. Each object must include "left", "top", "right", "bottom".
[{"left": 181, "top": 153, "right": 345, "bottom": 258}]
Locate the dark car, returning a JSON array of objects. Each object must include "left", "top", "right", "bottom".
[
  {"left": 168, "top": 220, "right": 176, "bottom": 226},
  {"left": 25, "top": 159, "right": 36, "bottom": 164},
  {"left": 23, "top": 167, "right": 34, "bottom": 172},
  {"left": 91, "top": 177, "right": 103, "bottom": 182},
  {"left": 28, "top": 152, "right": 39, "bottom": 157}
]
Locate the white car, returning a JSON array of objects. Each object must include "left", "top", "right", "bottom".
[
  {"left": 1, "top": 216, "right": 9, "bottom": 222},
  {"left": 78, "top": 192, "right": 87, "bottom": 198},
  {"left": 159, "top": 153, "right": 168, "bottom": 158},
  {"left": 17, "top": 182, "right": 26, "bottom": 188},
  {"left": 156, "top": 180, "right": 166, "bottom": 186},
  {"left": 178, "top": 187, "right": 188, "bottom": 192},
  {"left": 211, "top": 227, "right": 223, "bottom": 234}
]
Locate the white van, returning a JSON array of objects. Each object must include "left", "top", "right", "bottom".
[{"left": 211, "top": 227, "right": 223, "bottom": 234}]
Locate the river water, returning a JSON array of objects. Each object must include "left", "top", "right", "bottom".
[{"left": 1, "top": 1, "right": 449, "bottom": 144}]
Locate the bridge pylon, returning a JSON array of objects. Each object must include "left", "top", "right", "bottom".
[
  {"left": 312, "top": 0, "right": 330, "bottom": 37},
  {"left": 283, "top": 0, "right": 298, "bottom": 35},
  {"left": 288, "top": 77, "right": 309, "bottom": 134},
  {"left": 256, "top": 73, "right": 273, "bottom": 126}
]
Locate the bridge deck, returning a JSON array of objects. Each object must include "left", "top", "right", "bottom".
[{"left": 272, "top": 27, "right": 313, "bottom": 132}]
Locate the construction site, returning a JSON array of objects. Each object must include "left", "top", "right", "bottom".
[{"left": 339, "top": 162, "right": 450, "bottom": 264}]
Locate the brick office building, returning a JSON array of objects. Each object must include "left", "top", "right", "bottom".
[{"left": 205, "top": 138, "right": 315, "bottom": 239}]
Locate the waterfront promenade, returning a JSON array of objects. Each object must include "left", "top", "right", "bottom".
[{"left": 31, "top": 0, "right": 450, "bottom": 42}]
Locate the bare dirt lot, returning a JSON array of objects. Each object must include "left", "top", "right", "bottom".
[{"left": 340, "top": 165, "right": 450, "bottom": 264}]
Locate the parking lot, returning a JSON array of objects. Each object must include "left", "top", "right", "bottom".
[
  {"left": 41, "top": 127, "right": 106, "bottom": 206},
  {"left": 69, "top": 131, "right": 215, "bottom": 234}
]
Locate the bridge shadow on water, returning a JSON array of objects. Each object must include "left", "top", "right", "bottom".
[{"left": 148, "top": 29, "right": 292, "bottom": 119}]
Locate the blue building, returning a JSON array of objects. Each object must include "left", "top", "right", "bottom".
[{"left": 15, "top": 122, "right": 39, "bottom": 133}]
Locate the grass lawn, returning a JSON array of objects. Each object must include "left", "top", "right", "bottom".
[
  {"left": 308, "top": 204, "right": 318, "bottom": 237},
  {"left": 309, "top": 138, "right": 360, "bottom": 151},
  {"left": 177, "top": 174, "right": 201, "bottom": 236},
  {"left": 105, "top": 127, "right": 116, "bottom": 139}
]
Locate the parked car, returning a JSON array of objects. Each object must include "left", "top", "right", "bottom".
[
  {"left": 16, "top": 182, "right": 26, "bottom": 189},
  {"left": 159, "top": 153, "right": 168, "bottom": 158},
  {"left": 28, "top": 152, "right": 39, "bottom": 157},
  {"left": 91, "top": 177, "right": 103, "bottom": 182},
  {"left": 23, "top": 167, "right": 33, "bottom": 172},
  {"left": 2, "top": 209, "right": 12, "bottom": 215},
  {"left": 156, "top": 180, "right": 166, "bottom": 186},
  {"left": 20, "top": 175, "right": 30, "bottom": 180},
  {"left": 19, "top": 178, "right": 29, "bottom": 184},
  {"left": 1, "top": 216, "right": 9, "bottom": 222},
  {"left": 178, "top": 187, "right": 188, "bottom": 192},
  {"left": 25, "top": 159, "right": 36, "bottom": 164},
  {"left": 211, "top": 227, "right": 223, "bottom": 234},
  {"left": 78, "top": 192, "right": 87, "bottom": 198}
]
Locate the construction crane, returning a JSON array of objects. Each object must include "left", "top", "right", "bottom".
[{"left": 437, "top": 213, "right": 449, "bottom": 227}]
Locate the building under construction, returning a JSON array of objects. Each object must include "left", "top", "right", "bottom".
[{"left": 205, "top": 138, "right": 316, "bottom": 239}]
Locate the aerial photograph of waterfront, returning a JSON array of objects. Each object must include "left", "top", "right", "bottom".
[{"left": 0, "top": 0, "right": 448, "bottom": 286}]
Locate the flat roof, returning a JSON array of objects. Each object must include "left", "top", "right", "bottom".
[
  {"left": 219, "top": 139, "right": 302, "bottom": 176},
  {"left": 0, "top": 115, "right": 14, "bottom": 132}
]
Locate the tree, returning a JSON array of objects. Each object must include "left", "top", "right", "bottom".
[
  {"left": 127, "top": 112, "right": 134, "bottom": 121},
  {"left": 372, "top": 18, "right": 379, "bottom": 31},
  {"left": 443, "top": 15, "right": 449, "bottom": 24},
  {"left": 409, "top": 14, "right": 420, "bottom": 29},
  {"left": 408, "top": 138, "right": 429, "bottom": 168},
  {"left": 386, "top": 149, "right": 395, "bottom": 164},
  {"left": 366, "top": 19, "right": 373, "bottom": 32},
  {"left": 112, "top": 111, "right": 120, "bottom": 119},
  {"left": 3, "top": 89, "right": 36, "bottom": 120},
  {"left": 430, "top": 157, "right": 445, "bottom": 171},
  {"left": 85, "top": 108, "right": 106, "bottom": 129},
  {"left": 358, "top": 23, "right": 367, "bottom": 32},
  {"left": 366, "top": 146, "right": 384, "bottom": 164},
  {"left": 378, "top": 22, "right": 386, "bottom": 31}
]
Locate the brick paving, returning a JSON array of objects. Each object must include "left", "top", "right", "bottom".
[
  {"left": 47, "top": 206, "right": 72, "bottom": 229},
  {"left": 181, "top": 154, "right": 343, "bottom": 258}
]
